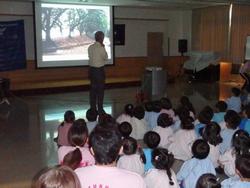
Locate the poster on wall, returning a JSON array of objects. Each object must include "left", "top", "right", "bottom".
[{"left": 0, "top": 20, "right": 26, "bottom": 72}]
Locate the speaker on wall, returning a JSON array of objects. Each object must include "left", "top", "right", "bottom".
[
  {"left": 178, "top": 39, "right": 188, "bottom": 55},
  {"left": 114, "top": 24, "right": 125, "bottom": 45}
]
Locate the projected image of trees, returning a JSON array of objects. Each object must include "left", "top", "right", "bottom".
[{"left": 41, "top": 6, "right": 109, "bottom": 61}]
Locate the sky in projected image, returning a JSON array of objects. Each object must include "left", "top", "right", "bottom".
[{"left": 41, "top": 3, "right": 111, "bottom": 62}]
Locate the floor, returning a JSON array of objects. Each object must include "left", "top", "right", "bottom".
[{"left": 0, "top": 77, "right": 242, "bottom": 188}]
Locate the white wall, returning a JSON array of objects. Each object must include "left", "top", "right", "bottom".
[
  {"left": 0, "top": 1, "right": 192, "bottom": 60},
  {"left": 114, "top": 7, "right": 192, "bottom": 56}
]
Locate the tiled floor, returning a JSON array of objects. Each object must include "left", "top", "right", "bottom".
[{"left": 0, "top": 78, "right": 242, "bottom": 188}]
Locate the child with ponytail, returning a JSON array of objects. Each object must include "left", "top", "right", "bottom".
[
  {"left": 58, "top": 119, "right": 95, "bottom": 170},
  {"left": 144, "top": 148, "right": 179, "bottom": 188}
]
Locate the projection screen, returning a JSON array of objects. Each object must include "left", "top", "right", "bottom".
[{"left": 35, "top": 2, "right": 113, "bottom": 68}]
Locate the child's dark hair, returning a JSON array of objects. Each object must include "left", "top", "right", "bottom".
[
  {"left": 180, "top": 96, "right": 196, "bottom": 115},
  {"left": 98, "top": 113, "right": 116, "bottom": 127},
  {"left": 124, "top": 104, "right": 134, "bottom": 117},
  {"left": 152, "top": 148, "right": 175, "bottom": 186},
  {"left": 133, "top": 105, "right": 145, "bottom": 120},
  {"left": 202, "top": 122, "right": 223, "bottom": 146},
  {"left": 243, "top": 104, "right": 250, "bottom": 118},
  {"left": 177, "top": 107, "right": 191, "bottom": 121},
  {"left": 160, "top": 97, "right": 172, "bottom": 110},
  {"left": 63, "top": 121, "right": 88, "bottom": 169},
  {"left": 62, "top": 110, "right": 75, "bottom": 126},
  {"left": 143, "top": 131, "right": 160, "bottom": 149},
  {"left": 192, "top": 139, "right": 210, "bottom": 159},
  {"left": 215, "top": 101, "right": 227, "bottom": 112},
  {"left": 152, "top": 100, "right": 162, "bottom": 113},
  {"left": 157, "top": 113, "right": 173, "bottom": 128},
  {"left": 122, "top": 137, "right": 146, "bottom": 164},
  {"left": 231, "top": 87, "right": 241, "bottom": 97},
  {"left": 89, "top": 125, "right": 122, "bottom": 165},
  {"left": 198, "top": 106, "right": 214, "bottom": 124},
  {"left": 144, "top": 101, "right": 153, "bottom": 112},
  {"left": 224, "top": 110, "right": 241, "bottom": 129},
  {"left": 180, "top": 116, "right": 194, "bottom": 130},
  {"left": 86, "top": 108, "right": 98, "bottom": 122},
  {"left": 196, "top": 173, "right": 221, "bottom": 188},
  {"left": 235, "top": 154, "right": 250, "bottom": 178},
  {"left": 118, "top": 122, "right": 132, "bottom": 138},
  {"left": 232, "top": 130, "right": 250, "bottom": 156}
]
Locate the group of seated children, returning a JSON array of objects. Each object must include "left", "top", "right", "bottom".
[{"left": 33, "top": 88, "right": 250, "bottom": 188}]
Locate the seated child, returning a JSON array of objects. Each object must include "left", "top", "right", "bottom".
[
  {"left": 116, "top": 104, "right": 134, "bottom": 124},
  {"left": 32, "top": 165, "right": 81, "bottom": 188},
  {"left": 144, "top": 101, "right": 153, "bottom": 126},
  {"left": 239, "top": 104, "right": 250, "bottom": 134},
  {"left": 226, "top": 87, "right": 241, "bottom": 113},
  {"left": 117, "top": 137, "right": 145, "bottom": 175},
  {"left": 177, "top": 139, "right": 216, "bottom": 188},
  {"left": 160, "top": 97, "right": 176, "bottom": 120},
  {"left": 58, "top": 119, "right": 95, "bottom": 169},
  {"left": 153, "top": 113, "right": 174, "bottom": 148},
  {"left": 196, "top": 173, "right": 221, "bottom": 188},
  {"left": 202, "top": 122, "right": 223, "bottom": 168},
  {"left": 130, "top": 105, "right": 149, "bottom": 140},
  {"left": 220, "top": 110, "right": 241, "bottom": 154},
  {"left": 86, "top": 108, "right": 98, "bottom": 134},
  {"left": 176, "top": 96, "right": 195, "bottom": 119},
  {"left": 168, "top": 116, "right": 197, "bottom": 161},
  {"left": 118, "top": 121, "right": 133, "bottom": 139},
  {"left": 148, "top": 100, "right": 162, "bottom": 130},
  {"left": 221, "top": 154, "right": 250, "bottom": 188},
  {"left": 194, "top": 106, "right": 214, "bottom": 136},
  {"left": 57, "top": 110, "right": 75, "bottom": 146},
  {"left": 144, "top": 148, "right": 179, "bottom": 188},
  {"left": 212, "top": 100, "right": 227, "bottom": 124},
  {"left": 172, "top": 107, "right": 192, "bottom": 133},
  {"left": 75, "top": 124, "right": 146, "bottom": 188},
  {"left": 143, "top": 131, "right": 161, "bottom": 172},
  {"left": 219, "top": 130, "right": 250, "bottom": 177}
]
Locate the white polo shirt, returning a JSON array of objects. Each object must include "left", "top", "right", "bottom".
[{"left": 88, "top": 42, "right": 108, "bottom": 68}]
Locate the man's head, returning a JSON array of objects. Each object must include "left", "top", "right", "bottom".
[
  {"left": 95, "top": 31, "right": 105, "bottom": 43},
  {"left": 89, "top": 124, "right": 122, "bottom": 165}
]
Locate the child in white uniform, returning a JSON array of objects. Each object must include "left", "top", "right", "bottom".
[
  {"left": 202, "top": 122, "right": 223, "bottom": 168},
  {"left": 196, "top": 173, "right": 221, "bottom": 188},
  {"left": 168, "top": 116, "right": 197, "bottom": 161},
  {"left": 116, "top": 104, "right": 134, "bottom": 124},
  {"left": 153, "top": 113, "right": 174, "bottom": 148},
  {"left": 58, "top": 119, "right": 95, "bottom": 170},
  {"left": 144, "top": 148, "right": 179, "bottom": 188},
  {"left": 117, "top": 137, "right": 145, "bottom": 175},
  {"left": 219, "top": 130, "right": 250, "bottom": 177},
  {"left": 130, "top": 105, "right": 149, "bottom": 140},
  {"left": 75, "top": 124, "right": 146, "bottom": 188},
  {"left": 160, "top": 97, "right": 176, "bottom": 120},
  {"left": 177, "top": 139, "right": 216, "bottom": 188},
  {"left": 86, "top": 108, "right": 98, "bottom": 134},
  {"left": 221, "top": 154, "right": 250, "bottom": 188}
]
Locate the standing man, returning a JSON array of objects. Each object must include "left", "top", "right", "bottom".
[{"left": 88, "top": 31, "right": 108, "bottom": 115}]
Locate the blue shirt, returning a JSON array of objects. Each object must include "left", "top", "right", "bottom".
[
  {"left": 148, "top": 112, "right": 161, "bottom": 130},
  {"left": 220, "top": 128, "right": 238, "bottom": 154},
  {"left": 195, "top": 123, "right": 205, "bottom": 137},
  {"left": 177, "top": 157, "right": 216, "bottom": 188},
  {"left": 212, "top": 112, "right": 226, "bottom": 124},
  {"left": 143, "top": 148, "right": 153, "bottom": 172},
  {"left": 226, "top": 96, "right": 241, "bottom": 113},
  {"left": 222, "top": 177, "right": 250, "bottom": 188},
  {"left": 239, "top": 118, "right": 250, "bottom": 134}
]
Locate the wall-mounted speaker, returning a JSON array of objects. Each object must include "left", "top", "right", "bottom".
[
  {"left": 114, "top": 24, "right": 125, "bottom": 45},
  {"left": 178, "top": 39, "right": 188, "bottom": 55}
]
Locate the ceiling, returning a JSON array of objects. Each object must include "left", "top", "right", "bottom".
[{"left": 13, "top": 0, "right": 250, "bottom": 9}]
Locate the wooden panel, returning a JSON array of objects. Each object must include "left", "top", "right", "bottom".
[{"left": 1, "top": 56, "right": 185, "bottom": 90}]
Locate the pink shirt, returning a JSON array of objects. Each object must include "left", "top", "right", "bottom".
[
  {"left": 75, "top": 165, "right": 146, "bottom": 188},
  {"left": 57, "top": 122, "right": 73, "bottom": 146},
  {"left": 58, "top": 146, "right": 95, "bottom": 167}
]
